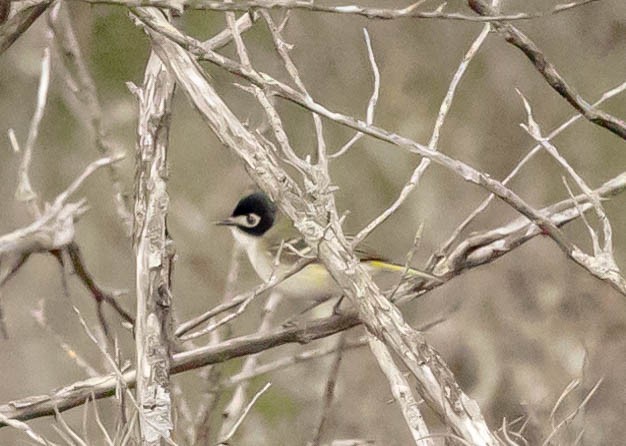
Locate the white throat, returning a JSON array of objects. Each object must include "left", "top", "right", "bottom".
[{"left": 230, "top": 227, "right": 275, "bottom": 282}]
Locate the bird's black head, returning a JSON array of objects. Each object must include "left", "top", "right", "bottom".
[{"left": 218, "top": 192, "right": 277, "bottom": 236}]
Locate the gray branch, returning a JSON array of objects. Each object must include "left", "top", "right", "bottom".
[
  {"left": 134, "top": 8, "right": 498, "bottom": 444},
  {"left": 132, "top": 50, "right": 176, "bottom": 444},
  {"left": 0, "top": 171, "right": 624, "bottom": 427}
]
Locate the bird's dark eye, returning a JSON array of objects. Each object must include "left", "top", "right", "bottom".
[{"left": 246, "top": 214, "right": 260, "bottom": 226}]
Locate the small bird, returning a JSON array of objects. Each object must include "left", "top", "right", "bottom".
[{"left": 216, "top": 191, "right": 438, "bottom": 301}]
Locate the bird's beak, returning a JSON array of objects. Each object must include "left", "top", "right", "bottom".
[{"left": 214, "top": 217, "right": 237, "bottom": 227}]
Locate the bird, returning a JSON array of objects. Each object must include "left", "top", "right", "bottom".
[{"left": 216, "top": 191, "right": 439, "bottom": 301}]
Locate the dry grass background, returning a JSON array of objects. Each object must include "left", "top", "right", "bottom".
[{"left": 1, "top": 0, "right": 625, "bottom": 444}]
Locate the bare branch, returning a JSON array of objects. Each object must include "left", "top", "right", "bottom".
[
  {"left": 217, "top": 319, "right": 445, "bottom": 390},
  {"left": 217, "top": 382, "right": 271, "bottom": 445},
  {"left": 175, "top": 257, "right": 312, "bottom": 339},
  {"left": 15, "top": 45, "right": 50, "bottom": 213},
  {"left": 201, "top": 10, "right": 257, "bottom": 51},
  {"left": 192, "top": 246, "right": 242, "bottom": 445},
  {"left": 517, "top": 92, "right": 626, "bottom": 293},
  {"left": 31, "top": 300, "right": 102, "bottom": 378},
  {"left": 0, "top": 155, "right": 123, "bottom": 259},
  {"left": 0, "top": 312, "right": 359, "bottom": 427},
  {"left": 431, "top": 172, "right": 626, "bottom": 282},
  {"left": 330, "top": 28, "right": 380, "bottom": 160},
  {"left": 133, "top": 49, "right": 176, "bottom": 444},
  {"left": 542, "top": 378, "right": 604, "bottom": 446},
  {"left": 134, "top": 17, "right": 612, "bottom": 294},
  {"left": 133, "top": 10, "right": 498, "bottom": 443},
  {"left": 311, "top": 333, "right": 347, "bottom": 446},
  {"left": 259, "top": 9, "right": 327, "bottom": 165},
  {"left": 218, "top": 290, "right": 283, "bottom": 439},
  {"left": 354, "top": 21, "right": 491, "bottom": 244},
  {"left": 0, "top": 413, "right": 58, "bottom": 446},
  {"left": 433, "top": 81, "right": 626, "bottom": 263},
  {"left": 219, "top": 335, "right": 368, "bottom": 389},
  {"left": 64, "top": 242, "right": 134, "bottom": 327},
  {"left": 54, "top": 405, "right": 89, "bottom": 446},
  {"left": 224, "top": 9, "right": 310, "bottom": 174},
  {"left": 0, "top": 0, "right": 51, "bottom": 54},
  {"left": 468, "top": 0, "right": 626, "bottom": 141},
  {"left": 61, "top": 0, "right": 600, "bottom": 23},
  {"left": 369, "top": 337, "right": 434, "bottom": 446},
  {"left": 49, "top": 4, "right": 133, "bottom": 233}
]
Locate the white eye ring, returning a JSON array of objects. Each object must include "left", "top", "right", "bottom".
[{"left": 242, "top": 213, "right": 261, "bottom": 227}]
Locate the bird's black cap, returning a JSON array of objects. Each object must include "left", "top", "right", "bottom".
[{"left": 229, "top": 192, "right": 277, "bottom": 236}]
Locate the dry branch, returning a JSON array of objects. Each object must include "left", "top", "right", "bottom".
[
  {"left": 311, "top": 333, "right": 348, "bottom": 446},
  {"left": 0, "top": 156, "right": 123, "bottom": 261},
  {"left": 433, "top": 81, "right": 626, "bottom": 264},
  {"left": 132, "top": 51, "right": 176, "bottom": 444},
  {"left": 0, "top": 312, "right": 359, "bottom": 425},
  {"left": 64, "top": 242, "right": 134, "bottom": 328},
  {"left": 60, "top": 0, "right": 600, "bottom": 22},
  {"left": 369, "top": 337, "right": 434, "bottom": 446},
  {"left": 468, "top": 0, "right": 626, "bottom": 141},
  {"left": 434, "top": 173, "right": 626, "bottom": 278},
  {"left": 50, "top": 5, "right": 133, "bottom": 232},
  {"left": 354, "top": 17, "right": 491, "bottom": 245},
  {"left": 0, "top": 169, "right": 623, "bottom": 426},
  {"left": 0, "top": 0, "right": 51, "bottom": 54},
  {"left": 217, "top": 289, "right": 283, "bottom": 440},
  {"left": 136, "top": 16, "right": 620, "bottom": 224},
  {"left": 130, "top": 11, "right": 626, "bottom": 301},
  {"left": 134, "top": 9, "right": 498, "bottom": 444}
]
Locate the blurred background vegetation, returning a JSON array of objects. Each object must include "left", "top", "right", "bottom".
[{"left": 1, "top": 0, "right": 625, "bottom": 444}]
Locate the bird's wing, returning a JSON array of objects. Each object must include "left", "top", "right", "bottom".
[
  {"left": 268, "top": 236, "right": 440, "bottom": 282},
  {"left": 268, "top": 236, "right": 387, "bottom": 263}
]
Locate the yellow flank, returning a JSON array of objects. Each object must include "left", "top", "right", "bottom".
[
  {"left": 303, "top": 264, "right": 330, "bottom": 284},
  {"left": 367, "top": 260, "right": 407, "bottom": 273},
  {"left": 365, "top": 260, "right": 438, "bottom": 281},
  {"left": 298, "top": 260, "right": 439, "bottom": 284}
]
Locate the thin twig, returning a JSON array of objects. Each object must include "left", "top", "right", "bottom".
[
  {"left": 54, "top": 405, "right": 89, "bottom": 446},
  {"left": 0, "top": 155, "right": 123, "bottom": 259},
  {"left": 218, "top": 291, "right": 283, "bottom": 439},
  {"left": 0, "top": 0, "right": 51, "bottom": 54},
  {"left": 354, "top": 20, "right": 491, "bottom": 245},
  {"left": 49, "top": 4, "right": 133, "bottom": 232},
  {"left": 225, "top": 7, "right": 310, "bottom": 176},
  {"left": 310, "top": 333, "right": 347, "bottom": 446},
  {"left": 31, "top": 299, "right": 101, "bottom": 378},
  {"left": 433, "top": 81, "right": 626, "bottom": 265},
  {"left": 330, "top": 28, "right": 380, "bottom": 159},
  {"left": 15, "top": 45, "right": 50, "bottom": 214},
  {"left": 542, "top": 378, "right": 603, "bottom": 446},
  {"left": 221, "top": 335, "right": 367, "bottom": 388},
  {"left": 137, "top": 16, "right": 618, "bottom": 298},
  {"left": 259, "top": 9, "right": 327, "bottom": 166},
  {"left": 192, "top": 246, "right": 241, "bottom": 445},
  {"left": 64, "top": 242, "right": 134, "bottom": 326},
  {"left": 0, "top": 413, "right": 57, "bottom": 446},
  {"left": 369, "top": 336, "right": 434, "bottom": 446},
  {"left": 217, "top": 382, "right": 271, "bottom": 445},
  {"left": 65, "top": 0, "right": 600, "bottom": 22},
  {"left": 175, "top": 257, "right": 312, "bottom": 338},
  {"left": 469, "top": 0, "right": 626, "bottom": 140},
  {"left": 517, "top": 91, "right": 625, "bottom": 292}
]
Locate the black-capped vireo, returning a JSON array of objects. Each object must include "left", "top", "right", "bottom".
[{"left": 216, "top": 192, "right": 438, "bottom": 301}]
